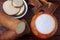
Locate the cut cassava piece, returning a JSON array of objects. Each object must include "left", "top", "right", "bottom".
[
  {"left": 31, "top": 12, "right": 58, "bottom": 39},
  {"left": 12, "top": 0, "right": 23, "bottom": 7},
  {"left": 0, "top": 12, "right": 26, "bottom": 34},
  {"left": 13, "top": 0, "right": 28, "bottom": 18},
  {"left": 40, "top": 0, "right": 51, "bottom": 7},
  {"left": 3, "top": 1, "right": 20, "bottom": 15},
  {"left": 16, "top": 5, "right": 25, "bottom": 16}
]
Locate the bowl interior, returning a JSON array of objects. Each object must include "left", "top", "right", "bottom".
[{"left": 13, "top": 0, "right": 28, "bottom": 18}]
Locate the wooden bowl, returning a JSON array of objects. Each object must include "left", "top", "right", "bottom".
[{"left": 31, "top": 12, "right": 58, "bottom": 39}]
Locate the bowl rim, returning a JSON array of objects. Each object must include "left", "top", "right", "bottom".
[
  {"left": 30, "top": 12, "right": 58, "bottom": 39},
  {"left": 14, "top": 0, "right": 28, "bottom": 18}
]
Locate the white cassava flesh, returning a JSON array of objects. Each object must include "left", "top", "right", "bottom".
[
  {"left": 12, "top": 0, "right": 23, "bottom": 7},
  {"left": 35, "top": 14, "right": 55, "bottom": 34},
  {"left": 16, "top": 22, "right": 25, "bottom": 34},
  {"left": 3, "top": 1, "right": 20, "bottom": 15}
]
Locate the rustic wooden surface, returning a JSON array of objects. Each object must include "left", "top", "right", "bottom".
[
  {"left": 17, "top": 0, "right": 60, "bottom": 40},
  {"left": 16, "top": 5, "right": 60, "bottom": 40},
  {"left": 0, "top": 0, "right": 60, "bottom": 40}
]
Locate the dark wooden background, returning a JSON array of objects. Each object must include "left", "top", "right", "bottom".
[{"left": 0, "top": 0, "right": 60, "bottom": 40}]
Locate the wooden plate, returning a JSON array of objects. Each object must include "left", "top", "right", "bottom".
[{"left": 31, "top": 12, "right": 58, "bottom": 39}]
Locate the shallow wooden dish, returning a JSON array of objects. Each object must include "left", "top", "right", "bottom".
[{"left": 31, "top": 12, "right": 58, "bottom": 39}]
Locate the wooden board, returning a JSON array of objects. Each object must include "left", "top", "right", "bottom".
[{"left": 41, "top": 3, "right": 58, "bottom": 14}]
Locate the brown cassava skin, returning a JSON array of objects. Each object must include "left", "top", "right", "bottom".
[
  {"left": 0, "top": 12, "right": 30, "bottom": 39},
  {"left": 0, "top": 24, "right": 17, "bottom": 40},
  {"left": 0, "top": 12, "right": 27, "bottom": 40},
  {"left": 0, "top": 30, "right": 17, "bottom": 40},
  {"left": 0, "top": 11, "right": 21, "bottom": 31}
]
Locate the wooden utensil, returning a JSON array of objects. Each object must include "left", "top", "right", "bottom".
[
  {"left": 28, "top": 0, "right": 42, "bottom": 13},
  {"left": 39, "top": 0, "right": 58, "bottom": 14}
]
